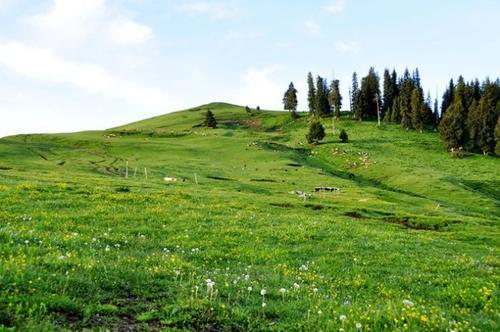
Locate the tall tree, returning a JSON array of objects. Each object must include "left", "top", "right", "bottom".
[
  {"left": 390, "top": 96, "right": 401, "bottom": 123},
  {"left": 441, "top": 79, "right": 455, "bottom": 119},
  {"left": 411, "top": 88, "right": 425, "bottom": 132},
  {"left": 439, "top": 77, "right": 468, "bottom": 149},
  {"left": 329, "top": 79, "right": 342, "bottom": 119},
  {"left": 471, "top": 82, "right": 499, "bottom": 154},
  {"left": 359, "top": 67, "right": 381, "bottom": 119},
  {"left": 400, "top": 69, "right": 414, "bottom": 130},
  {"left": 315, "top": 76, "right": 331, "bottom": 117},
  {"left": 283, "top": 82, "right": 298, "bottom": 113},
  {"left": 307, "top": 72, "right": 316, "bottom": 115},
  {"left": 433, "top": 98, "right": 440, "bottom": 127},
  {"left": 351, "top": 72, "right": 362, "bottom": 119},
  {"left": 382, "top": 69, "right": 398, "bottom": 116}
]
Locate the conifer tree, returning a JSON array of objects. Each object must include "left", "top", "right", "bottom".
[
  {"left": 433, "top": 98, "right": 440, "bottom": 127},
  {"left": 473, "top": 83, "right": 498, "bottom": 154},
  {"left": 382, "top": 69, "right": 398, "bottom": 117},
  {"left": 283, "top": 82, "right": 298, "bottom": 114},
  {"left": 204, "top": 110, "right": 217, "bottom": 128},
  {"left": 400, "top": 70, "right": 414, "bottom": 130},
  {"left": 495, "top": 118, "right": 500, "bottom": 155},
  {"left": 307, "top": 72, "right": 316, "bottom": 115},
  {"left": 351, "top": 72, "right": 362, "bottom": 119},
  {"left": 439, "top": 77, "right": 468, "bottom": 149},
  {"left": 390, "top": 96, "right": 401, "bottom": 123},
  {"left": 329, "top": 80, "right": 342, "bottom": 119},
  {"left": 359, "top": 67, "right": 381, "bottom": 119},
  {"left": 441, "top": 79, "right": 455, "bottom": 119},
  {"left": 411, "top": 88, "right": 425, "bottom": 132},
  {"left": 315, "top": 76, "right": 331, "bottom": 117},
  {"left": 306, "top": 120, "right": 326, "bottom": 144}
]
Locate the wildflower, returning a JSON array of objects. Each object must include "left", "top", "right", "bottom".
[
  {"left": 279, "top": 288, "right": 287, "bottom": 294},
  {"left": 244, "top": 274, "right": 250, "bottom": 281},
  {"left": 339, "top": 315, "right": 347, "bottom": 321},
  {"left": 105, "top": 245, "right": 110, "bottom": 252},
  {"left": 206, "top": 279, "right": 215, "bottom": 291},
  {"left": 355, "top": 322, "right": 362, "bottom": 330},
  {"left": 299, "top": 264, "right": 308, "bottom": 271},
  {"left": 339, "top": 329, "right": 345, "bottom": 332},
  {"left": 293, "top": 283, "right": 300, "bottom": 289},
  {"left": 247, "top": 286, "right": 252, "bottom": 292},
  {"left": 403, "top": 299, "right": 414, "bottom": 307},
  {"left": 262, "top": 302, "right": 266, "bottom": 308},
  {"left": 318, "top": 310, "right": 323, "bottom": 315},
  {"left": 313, "top": 288, "right": 319, "bottom": 293},
  {"left": 260, "top": 289, "right": 267, "bottom": 296}
]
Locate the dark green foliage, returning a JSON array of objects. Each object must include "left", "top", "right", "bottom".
[
  {"left": 441, "top": 79, "right": 454, "bottom": 120},
  {"left": 358, "top": 67, "right": 381, "bottom": 119},
  {"left": 307, "top": 72, "right": 316, "bottom": 114},
  {"left": 245, "top": 106, "right": 252, "bottom": 115},
  {"left": 400, "top": 70, "right": 414, "bottom": 130},
  {"left": 256, "top": 106, "right": 261, "bottom": 112},
  {"left": 329, "top": 80, "right": 342, "bottom": 119},
  {"left": 439, "top": 86, "right": 467, "bottom": 150},
  {"left": 306, "top": 120, "right": 325, "bottom": 144},
  {"left": 433, "top": 98, "right": 440, "bottom": 127},
  {"left": 495, "top": 118, "right": 500, "bottom": 155},
  {"left": 315, "top": 76, "right": 331, "bottom": 117},
  {"left": 390, "top": 96, "right": 401, "bottom": 123},
  {"left": 203, "top": 110, "right": 217, "bottom": 128},
  {"left": 471, "top": 84, "right": 498, "bottom": 154},
  {"left": 339, "top": 129, "right": 348, "bottom": 143},
  {"left": 411, "top": 88, "right": 426, "bottom": 132},
  {"left": 351, "top": 72, "right": 361, "bottom": 120},
  {"left": 382, "top": 69, "right": 398, "bottom": 117},
  {"left": 283, "top": 82, "right": 298, "bottom": 112}
]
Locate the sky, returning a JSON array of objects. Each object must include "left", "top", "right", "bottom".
[{"left": 0, "top": 0, "right": 499, "bottom": 137}]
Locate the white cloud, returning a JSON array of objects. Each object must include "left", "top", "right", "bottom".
[
  {"left": 326, "top": 0, "right": 347, "bottom": 14},
  {"left": 28, "top": 0, "right": 105, "bottom": 39},
  {"left": 304, "top": 19, "right": 320, "bottom": 37},
  {"left": 179, "top": 0, "right": 239, "bottom": 20},
  {"left": 231, "top": 66, "right": 283, "bottom": 109},
  {"left": 0, "top": 42, "right": 175, "bottom": 110},
  {"left": 335, "top": 40, "right": 359, "bottom": 54},
  {"left": 109, "top": 19, "right": 153, "bottom": 45}
]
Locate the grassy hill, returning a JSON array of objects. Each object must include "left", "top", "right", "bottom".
[{"left": 0, "top": 103, "right": 498, "bottom": 331}]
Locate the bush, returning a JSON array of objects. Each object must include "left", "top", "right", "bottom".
[
  {"left": 339, "top": 129, "right": 348, "bottom": 143},
  {"left": 306, "top": 121, "right": 325, "bottom": 144},
  {"left": 204, "top": 110, "right": 217, "bottom": 128}
]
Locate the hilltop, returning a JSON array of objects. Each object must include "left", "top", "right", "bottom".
[{"left": 0, "top": 103, "right": 498, "bottom": 331}]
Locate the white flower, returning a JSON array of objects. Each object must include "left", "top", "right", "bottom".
[
  {"left": 299, "top": 264, "right": 308, "bottom": 271},
  {"left": 262, "top": 302, "right": 266, "bottom": 308},
  {"left": 247, "top": 286, "right": 252, "bottom": 292},
  {"left": 339, "top": 315, "right": 347, "bottom": 321},
  {"left": 293, "top": 283, "right": 300, "bottom": 289},
  {"left": 244, "top": 274, "right": 250, "bottom": 281},
  {"left": 318, "top": 310, "right": 323, "bottom": 315},
  {"left": 260, "top": 289, "right": 267, "bottom": 296},
  {"left": 339, "top": 329, "right": 345, "bottom": 332},
  {"left": 313, "top": 288, "right": 319, "bottom": 293},
  {"left": 355, "top": 322, "right": 362, "bottom": 330},
  {"left": 403, "top": 299, "right": 414, "bottom": 307},
  {"left": 279, "top": 288, "right": 287, "bottom": 294}
]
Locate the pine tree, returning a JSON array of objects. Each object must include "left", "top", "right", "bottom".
[
  {"left": 439, "top": 77, "right": 468, "bottom": 149},
  {"left": 204, "top": 110, "right": 217, "bottom": 128},
  {"left": 466, "top": 100, "right": 481, "bottom": 149},
  {"left": 306, "top": 120, "right": 326, "bottom": 144},
  {"left": 473, "top": 83, "right": 499, "bottom": 154},
  {"left": 441, "top": 79, "right": 454, "bottom": 120},
  {"left": 433, "top": 98, "right": 440, "bottom": 127},
  {"left": 351, "top": 72, "right": 361, "bottom": 120},
  {"left": 400, "top": 70, "right": 414, "bottom": 130},
  {"left": 359, "top": 67, "right": 381, "bottom": 119},
  {"left": 329, "top": 80, "right": 342, "bottom": 119},
  {"left": 390, "top": 96, "right": 401, "bottom": 123},
  {"left": 382, "top": 69, "right": 398, "bottom": 117},
  {"left": 315, "top": 76, "right": 331, "bottom": 117},
  {"left": 307, "top": 72, "right": 316, "bottom": 115},
  {"left": 495, "top": 118, "right": 500, "bottom": 155},
  {"left": 283, "top": 82, "right": 298, "bottom": 113},
  {"left": 411, "top": 88, "right": 425, "bottom": 132}
]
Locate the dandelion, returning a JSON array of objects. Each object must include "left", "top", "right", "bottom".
[
  {"left": 318, "top": 310, "right": 323, "bottom": 315},
  {"left": 279, "top": 288, "right": 287, "bottom": 294},
  {"left": 313, "top": 288, "right": 319, "bottom": 293},
  {"left": 339, "top": 329, "right": 345, "bottom": 332},
  {"left": 262, "top": 302, "right": 267, "bottom": 308},
  {"left": 105, "top": 245, "right": 110, "bottom": 252},
  {"left": 293, "top": 283, "right": 300, "bottom": 290},
  {"left": 339, "top": 315, "right": 347, "bottom": 321},
  {"left": 244, "top": 274, "right": 250, "bottom": 281},
  {"left": 403, "top": 299, "right": 414, "bottom": 307},
  {"left": 299, "top": 264, "right": 308, "bottom": 271},
  {"left": 355, "top": 322, "right": 362, "bottom": 330},
  {"left": 260, "top": 289, "right": 267, "bottom": 296},
  {"left": 247, "top": 286, "right": 252, "bottom": 292}
]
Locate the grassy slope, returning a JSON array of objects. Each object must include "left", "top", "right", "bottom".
[{"left": 0, "top": 102, "right": 498, "bottom": 331}]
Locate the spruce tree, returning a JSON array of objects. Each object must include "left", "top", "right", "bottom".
[
  {"left": 306, "top": 120, "right": 326, "bottom": 144},
  {"left": 400, "top": 70, "right": 414, "bottom": 130},
  {"left": 495, "top": 118, "right": 500, "bottom": 155},
  {"left": 474, "top": 83, "right": 498, "bottom": 154},
  {"left": 351, "top": 72, "right": 361, "bottom": 120},
  {"left": 390, "top": 96, "right": 401, "bottom": 123},
  {"left": 441, "top": 79, "right": 455, "bottom": 119},
  {"left": 283, "top": 82, "right": 298, "bottom": 113},
  {"left": 315, "top": 76, "right": 330, "bottom": 117},
  {"left": 204, "top": 110, "right": 217, "bottom": 128},
  {"left": 411, "top": 88, "right": 425, "bottom": 132},
  {"left": 439, "top": 78, "right": 468, "bottom": 150},
  {"left": 307, "top": 72, "right": 316, "bottom": 115},
  {"left": 359, "top": 67, "right": 381, "bottom": 119},
  {"left": 382, "top": 69, "right": 398, "bottom": 117},
  {"left": 433, "top": 98, "right": 440, "bottom": 127},
  {"left": 329, "top": 80, "right": 342, "bottom": 119}
]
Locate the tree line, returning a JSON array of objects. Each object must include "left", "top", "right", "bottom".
[{"left": 282, "top": 68, "right": 500, "bottom": 155}]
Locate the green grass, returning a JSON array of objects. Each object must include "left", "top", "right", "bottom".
[{"left": 0, "top": 103, "right": 498, "bottom": 331}]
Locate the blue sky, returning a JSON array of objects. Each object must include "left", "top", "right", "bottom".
[{"left": 1, "top": 0, "right": 499, "bottom": 137}]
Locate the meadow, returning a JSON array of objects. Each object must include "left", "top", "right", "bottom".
[{"left": 0, "top": 103, "right": 498, "bottom": 331}]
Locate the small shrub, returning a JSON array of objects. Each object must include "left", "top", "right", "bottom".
[
  {"left": 339, "top": 129, "right": 348, "bottom": 143},
  {"left": 204, "top": 110, "right": 217, "bottom": 128},
  {"left": 306, "top": 121, "right": 325, "bottom": 144}
]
